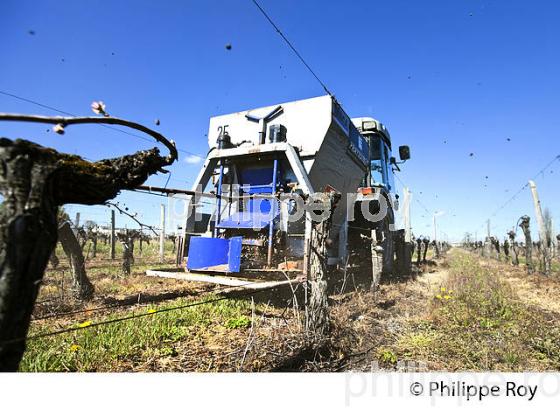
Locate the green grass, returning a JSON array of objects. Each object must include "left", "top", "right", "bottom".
[
  {"left": 21, "top": 297, "right": 253, "bottom": 372},
  {"left": 224, "top": 316, "right": 251, "bottom": 329},
  {"left": 382, "top": 252, "right": 560, "bottom": 371}
]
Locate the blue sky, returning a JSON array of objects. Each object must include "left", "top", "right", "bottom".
[{"left": 1, "top": 0, "right": 559, "bottom": 241}]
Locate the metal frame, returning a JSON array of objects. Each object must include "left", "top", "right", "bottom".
[{"left": 179, "top": 143, "right": 315, "bottom": 270}]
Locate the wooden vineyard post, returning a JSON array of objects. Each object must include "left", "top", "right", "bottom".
[
  {"left": 138, "top": 229, "right": 143, "bottom": 256},
  {"left": 519, "top": 216, "right": 534, "bottom": 274},
  {"left": 550, "top": 220, "right": 556, "bottom": 258},
  {"left": 306, "top": 192, "right": 339, "bottom": 341},
  {"left": 74, "top": 212, "right": 81, "bottom": 231},
  {"left": 159, "top": 204, "right": 166, "bottom": 263},
  {"left": 110, "top": 209, "right": 116, "bottom": 260},
  {"left": 90, "top": 227, "right": 98, "bottom": 259},
  {"left": 416, "top": 237, "right": 422, "bottom": 265},
  {"left": 400, "top": 187, "right": 412, "bottom": 275}
]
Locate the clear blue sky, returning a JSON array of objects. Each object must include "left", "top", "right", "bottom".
[{"left": 1, "top": 0, "right": 559, "bottom": 241}]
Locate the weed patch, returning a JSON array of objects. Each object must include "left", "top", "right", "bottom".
[
  {"left": 381, "top": 252, "right": 560, "bottom": 371},
  {"left": 21, "top": 298, "right": 253, "bottom": 372}
]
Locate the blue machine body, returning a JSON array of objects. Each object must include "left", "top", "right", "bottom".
[{"left": 187, "top": 236, "right": 243, "bottom": 272}]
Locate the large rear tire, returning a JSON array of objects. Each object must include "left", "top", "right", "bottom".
[{"left": 347, "top": 203, "right": 395, "bottom": 278}]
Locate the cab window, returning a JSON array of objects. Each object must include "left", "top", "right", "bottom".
[{"left": 369, "top": 137, "right": 384, "bottom": 185}]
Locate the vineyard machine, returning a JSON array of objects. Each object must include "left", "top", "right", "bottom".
[{"left": 177, "top": 95, "right": 410, "bottom": 284}]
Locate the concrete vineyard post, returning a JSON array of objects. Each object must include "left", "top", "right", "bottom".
[{"left": 529, "top": 180, "right": 552, "bottom": 275}]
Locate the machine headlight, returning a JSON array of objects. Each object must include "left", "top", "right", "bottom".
[{"left": 362, "top": 121, "right": 377, "bottom": 131}]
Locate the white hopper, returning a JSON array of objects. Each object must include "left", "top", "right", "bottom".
[{"left": 206, "top": 95, "right": 370, "bottom": 235}]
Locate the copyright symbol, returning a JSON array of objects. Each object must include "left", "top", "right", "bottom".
[{"left": 410, "top": 382, "right": 424, "bottom": 396}]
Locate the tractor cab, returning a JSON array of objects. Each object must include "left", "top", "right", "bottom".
[
  {"left": 349, "top": 117, "right": 411, "bottom": 274},
  {"left": 351, "top": 117, "right": 410, "bottom": 196}
]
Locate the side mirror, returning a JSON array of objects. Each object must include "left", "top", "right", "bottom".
[{"left": 399, "top": 145, "right": 411, "bottom": 161}]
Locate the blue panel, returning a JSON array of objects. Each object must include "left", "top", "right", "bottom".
[
  {"left": 187, "top": 236, "right": 243, "bottom": 272},
  {"left": 242, "top": 185, "right": 273, "bottom": 194},
  {"left": 332, "top": 101, "right": 370, "bottom": 167},
  {"left": 227, "top": 237, "right": 242, "bottom": 272},
  {"left": 239, "top": 167, "right": 273, "bottom": 186},
  {"left": 332, "top": 102, "right": 350, "bottom": 136},
  {"left": 216, "top": 162, "right": 282, "bottom": 231},
  {"left": 187, "top": 237, "right": 229, "bottom": 270},
  {"left": 349, "top": 124, "right": 370, "bottom": 166},
  {"left": 217, "top": 210, "right": 277, "bottom": 230}
]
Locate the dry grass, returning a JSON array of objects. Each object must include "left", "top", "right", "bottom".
[{"left": 480, "top": 256, "right": 560, "bottom": 315}]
